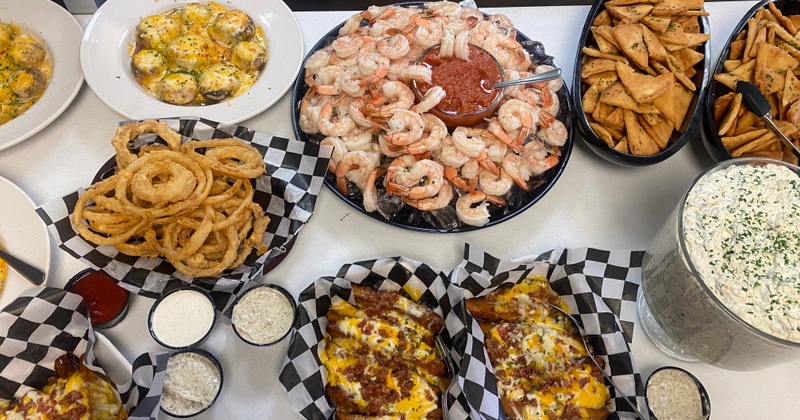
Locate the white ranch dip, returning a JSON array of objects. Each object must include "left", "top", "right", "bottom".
[
  {"left": 683, "top": 164, "right": 800, "bottom": 342},
  {"left": 161, "top": 352, "right": 221, "bottom": 416},
  {"left": 232, "top": 286, "right": 294, "bottom": 345},
  {"left": 647, "top": 369, "right": 703, "bottom": 420},
  {"left": 151, "top": 289, "right": 215, "bottom": 348}
]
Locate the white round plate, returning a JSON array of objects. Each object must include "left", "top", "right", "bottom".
[
  {"left": 0, "top": 0, "right": 83, "bottom": 151},
  {"left": 0, "top": 175, "right": 51, "bottom": 310},
  {"left": 81, "top": 0, "right": 304, "bottom": 124}
]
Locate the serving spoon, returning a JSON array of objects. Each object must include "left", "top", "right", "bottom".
[
  {"left": 544, "top": 302, "right": 651, "bottom": 420},
  {"left": 0, "top": 248, "right": 45, "bottom": 285},
  {"left": 492, "top": 68, "right": 562, "bottom": 89},
  {"left": 736, "top": 80, "right": 800, "bottom": 159}
]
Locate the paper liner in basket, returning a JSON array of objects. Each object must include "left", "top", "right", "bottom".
[
  {"left": 35, "top": 117, "right": 332, "bottom": 307},
  {"left": 450, "top": 243, "right": 648, "bottom": 419},
  {"left": 279, "top": 256, "right": 486, "bottom": 420},
  {"left": 0, "top": 287, "right": 168, "bottom": 419}
]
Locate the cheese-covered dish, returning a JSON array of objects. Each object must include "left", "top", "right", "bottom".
[
  {"left": 320, "top": 284, "right": 447, "bottom": 419},
  {"left": 130, "top": 2, "right": 267, "bottom": 105},
  {"left": 466, "top": 276, "right": 611, "bottom": 419},
  {"left": 0, "top": 22, "right": 51, "bottom": 125},
  {"left": 0, "top": 353, "right": 127, "bottom": 419}
]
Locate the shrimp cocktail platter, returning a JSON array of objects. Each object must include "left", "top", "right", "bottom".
[{"left": 291, "top": 1, "right": 573, "bottom": 232}]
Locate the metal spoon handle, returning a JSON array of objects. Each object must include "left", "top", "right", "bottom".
[
  {"left": 0, "top": 248, "right": 45, "bottom": 285},
  {"left": 736, "top": 80, "right": 800, "bottom": 159},
  {"left": 492, "top": 68, "right": 562, "bottom": 89},
  {"left": 763, "top": 115, "right": 800, "bottom": 159},
  {"left": 545, "top": 303, "right": 650, "bottom": 420}
]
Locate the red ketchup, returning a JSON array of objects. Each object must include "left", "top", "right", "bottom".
[{"left": 67, "top": 270, "right": 129, "bottom": 328}]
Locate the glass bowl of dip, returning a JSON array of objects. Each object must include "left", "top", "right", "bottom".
[
  {"left": 160, "top": 348, "right": 223, "bottom": 418},
  {"left": 645, "top": 366, "right": 710, "bottom": 420},
  {"left": 411, "top": 43, "right": 504, "bottom": 129},
  {"left": 148, "top": 286, "right": 217, "bottom": 350},
  {"left": 639, "top": 158, "right": 800, "bottom": 370},
  {"left": 65, "top": 268, "right": 130, "bottom": 329},
  {"left": 231, "top": 284, "right": 296, "bottom": 346}
]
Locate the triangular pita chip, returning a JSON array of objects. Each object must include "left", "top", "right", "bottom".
[
  {"left": 614, "top": 137, "right": 630, "bottom": 153},
  {"left": 593, "top": 10, "right": 612, "bottom": 27},
  {"left": 589, "top": 121, "right": 616, "bottom": 147},
  {"left": 624, "top": 109, "right": 661, "bottom": 155},
  {"left": 722, "top": 128, "right": 769, "bottom": 150},
  {"left": 581, "top": 58, "right": 619, "bottom": 78},
  {"left": 592, "top": 101, "right": 616, "bottom": 124},
  {"left": 676, "top": 47, "right": 704, "bottom": 69},
  {"left": 755, "top": 43, "right": 799, "bottom": 94},
  {"left": 713, "top": 92, "right": 735, "bottom": 123},
  {"left": 592, "top": 26, "right": 623, "bottom": 53},
  {"left": 653, "top": 80, "right": 677, "bottom": 125},
  {"left": 660, "top": 21, "right": 690, "bottom": 45},
  {"left": 684, "top": 32, "right": 711, "bottom": 47},
  {"left": 729, "top": 39, "right": 746, "bottom": 60},
  {"left": 734, "top": 111, "right": 761, "bottom": 135},
  {"left": 642, "top": 25, "right": 668, "bottom": 62},
  {"left": 666, "top": 55, "right": 696, "bottom": 91},
  {"left": 612, "top": 23, "right": 650, "bottom": 69},
  {"left": 584, "top": 71, "right": 619, "bottom": 90},
  {"left": 641, "top": 16, "right": 671, "bottom": 33},
  {"left": 599, "top": 81, "right": 660, "bottom": 113},
  {"left": 616, "top": 61, "right": 673, "bottom": 103},
  {"left": 717, "top": 93, "right": 742, "bottom": 136},
  {"left": 582, "top": 83, "right": 601, "bottom": 113},
  {"left": 673, "top": 82, "right": 694, "bottom": 130},
  {"left": 606, "top": 4, "right": 653, "bottom": 23},
  {"left": 640, "top": 113, "right": 674, "bottom": 149},
  {"left": 783, "top": 69, "right": 800, "bottom": 107},
  {"left": 603, "top": 106, "right": 626, "bottom": 131}
]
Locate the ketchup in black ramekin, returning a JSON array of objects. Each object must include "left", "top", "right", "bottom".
[{"left": 66, "top": 269, "right": 130, "bottom": 329}]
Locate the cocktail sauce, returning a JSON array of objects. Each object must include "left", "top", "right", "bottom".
[
  {"left": 67, "top": 270, "right": 129, "bottom": 328},
  {"left": 417, "top": 45, "right": 503, "bottom": 115}
]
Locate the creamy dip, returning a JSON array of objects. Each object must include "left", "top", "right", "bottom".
[
  {"left": 151, "top": 289, "right": 215, "bottom": 348},
  {"left": 682, "top": 164, "right": 800, "bottom": 342},
  {"left": 647, "top": 368, "right": 704, "bottom": 420},
  {"left": 161, "top": 351, "right": 221, "bottom": 416},
  {"left": 232, "top": 286, "right": 294, "bottom": 345}
]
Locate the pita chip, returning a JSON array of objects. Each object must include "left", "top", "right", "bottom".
[
  {"left": 625, "top": 109, "right": 661, "bottom": 155},
  {"left": 616, "top": 61, "right": 673, "bottom": 103},
  {"left": 612, "top": 23, "right": 650, "bottom": 69}
]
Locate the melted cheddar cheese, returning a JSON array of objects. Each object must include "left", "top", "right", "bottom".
[
  {"left": 475, "top": 277, "right": 611, "bottom": 420},
  {"left": 0, "top": 22, "right": 52, "bottom": 125},
  {"left": 321, "top": 292, "right": 445, "bottom": 419}
]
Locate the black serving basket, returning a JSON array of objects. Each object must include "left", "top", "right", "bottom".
[
  {"left": 572, "top": 0, "right": 711, "bottom": 166},
  {"left": 290, "top": 2, "right": 574, "bottom": 233},
  {"left": 700, "top": 0, "right": 800, "bottom": 163}
]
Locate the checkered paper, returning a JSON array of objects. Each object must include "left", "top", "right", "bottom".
[
  {"left": 451, "top": 244, "right": 647, "bottom": 419},
  {"left": 0, "top": 287, "right": 167, "bottom": 420},
  {"left": 36, "top": 117, "right": 332, "bottom": 307},
  {"left": 279, "top": 256, "right": 484, "bottom": 420}
]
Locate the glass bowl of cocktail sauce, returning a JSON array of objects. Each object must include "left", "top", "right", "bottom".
[
  {"left": 412, "top": 43, "right": 504, "bottom": 128},
  {"left": 65, "top": 268, "right": 130, "bottom": 329}
]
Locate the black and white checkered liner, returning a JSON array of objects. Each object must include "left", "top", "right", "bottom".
[
  {"left": 36, "top": 117, "right": 332, "bottom": 308},
  {"left": 0, "top": 287, "right": 167, "bottom": 420},
  {"left": 279, "top": 256, "right": 484, "bottom": 420},
  {"left": 451, "top": 244, "right": 647, "bottom": 419}
]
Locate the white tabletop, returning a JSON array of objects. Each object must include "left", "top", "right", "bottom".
[{"left": 1, "top": 2, "right": 795, "bottom": 419}]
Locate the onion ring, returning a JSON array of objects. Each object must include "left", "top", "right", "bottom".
[
  {"left": 182, "top": 139, "right": 266, "bottom": 178},
  {"left": 112, "top": 120, "right": 183, "bottom": 169}
]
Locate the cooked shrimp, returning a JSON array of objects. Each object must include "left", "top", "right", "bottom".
[
  {"left": 470, "top": 19, "right": 500, "bottom": 48},
  {"left": 502, "top": 153, "right": 532, "bottom": 191},
  {"left": 482, "top": 135, "right": 508, "bottom": 163},
  {"left": 298, "top": 90, "right": 328, "bottom": 134},
  {"left": 523, "top": 140, "right": 559, "bottom": 175},
  {"left": 304, "top": 49, "right": 331, "bottom": 73},
  {"left": 332, "top": 34, "right": 368, "bottom": 58},
  {"left": 456, "top": 191, "right": 505, "bottom": 227},
  {"left": 440, "top": 29, "right": 455, "bottom": 58},
  {"left": 444, "top": 165, "right": 477, "bottom": 192},
  {"left": 478, "top": 168, "right": 514, "bottom": 196},
  {"left": 318, "top": 102, "right": 355, "bottom": 137},
  {"left": 454, "top": 30, "right": 470, "bottom": 60},
  {"left": 486, "top": 118, "right": 524, "bottom": 152},
  {"left": 411, "top": 85, "right": 445, "bottom": 114},
  {"left": 460, "top": 6, "right": 484, "bottom": 22},
  {"left": 378, "top": 134, "right": 406, "bottom": 157},
  {"left": 313, "top": 65, "right": 344, "bottom": 95},
  {"left": 536, "top": 118, "right": 567, "bottom": 147},
  {"left": 357, "top": 52, "right": 390, "bottom": 82},
  {"left": 340, "top": 11, "right": 369, "bottom": 36},
  {"left": 405, "top": 181, "right": 453, "bottom": 211},
  {"left": 385, "top": 108, "right": 424, "bottom": 146},
  {"left": 340, "top": 67, "right": 366, "bottom": 97},
  {"left": 398, "top": 65, "right": 432, "bottom": 84},
  {"left": 401, "top": 159, "right": 445, "bottom": 199},
  {"left": 452, "top": 126, "right": 487, "bottom": 158},
  {"left": 362, "top": 80, "right": 414, "bottom": 118},
  {"left": 425, "top": 1, "right": 462, "bottom": 18},
  {"left": 437, "top": 135, "right": 471, "bottom": 167},
  {"left": 320, "top": 136, "right": 348, "bottom": 172},
  {"left": 377, "top": 34, "right": 410, "bottom": 60},
  {"left": 534, "top": 64, "right": 563, "bottom": 92},
  {"left": 461, "top": 158, "right": 480, "bottom": 180},
  {"left": 414, "top": 16, "right": 444, "bottom": 49},
  {"left": 342, "top": 127, "right": 373, "bottom": 151},
  {"left": 349, "top": 96, "right": 379, "bottom": 130},
  {"left": 362, "top": 167, "right": 385, "bottom": 213},
  {"left": 488, "top": 14, "right": 517, "bottom": 38},
  {"left": 336, "top": 150, "right": 378, "bottom": 193},
  {"left": 498, "top": 99, "right": 537, "bottom": 144},
  {"left": 407, "top": 113, "right": 447, "bottom": 154},
  {"left": 482, "top": 34, "right": 531, "bottom": 71}
]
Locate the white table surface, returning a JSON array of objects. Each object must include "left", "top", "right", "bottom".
[{"left": 1, "top": 2, "right": 795, "bottom": 419}]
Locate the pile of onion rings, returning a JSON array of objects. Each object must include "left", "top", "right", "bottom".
[{"left": 71, "top": 120, "right": 270, "bottom": 278}]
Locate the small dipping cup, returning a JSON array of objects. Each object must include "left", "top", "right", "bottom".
[
  {"left": 231, "top": 284, "right": 296, "bottom": 346},
  {"left": 645, "top": 366, "right": 710, "bottom": 420},
  {"left": 65, "top": 268, "right": 130, "bottom": 329},
  {"left": 148, "top": 286, "right": 217, "bottom": 350},
  {"left": 160, "top": 348, "right": 223, "bottom": 418}
]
